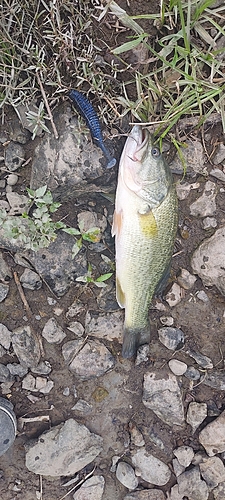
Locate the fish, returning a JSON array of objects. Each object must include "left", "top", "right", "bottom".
[
  {"left": 112, "top": 125, "right": 178, "bottom": 358},
  {"left": 69, "top": 90, "right": 116, "bottom": 169}
]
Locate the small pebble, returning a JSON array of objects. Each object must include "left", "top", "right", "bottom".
[
  {"left": 184, "top": 366, "right": 200, "bottom": 381},
  {"left": 116, "top": 461, "right": 138, "bottom": 490},
  {"left": 63, "top": 387, "right": 70, "bottom": 396},
  {"left": 67, "top": 321, "right": 84, "bottom": 337},
  {"left": 160, "top": 316, "right": 174, "bottom": 326},
  {"left": 202, "top": 217, "right": 217, "bottom": 230},
  {"left": 158, "top": 327, "right": 185, "bottom": 350},
  {"left": 135, "top": 344, "right": 149, "bottom": 365},
  {"left": 165, "top": 283, "right": 185, "bottom": 307},
  {"left": 168, "top": 359, "right": 187, "bottom": 376},
  {"left": 196, "top": 290, "right": 209, "bottom": 302},
  {"left": 7, "top": 173, "right": 18, "bottom": 186},
  {"left": 186, "top": 402, "right": 208, "bottom": 433},
  {"left": 177, "top": 268, "right": 197, "bottom": 290}
]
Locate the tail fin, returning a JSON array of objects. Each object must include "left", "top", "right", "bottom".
[{"left": 122, "top": 325, "right": 150, "bottom": 359}]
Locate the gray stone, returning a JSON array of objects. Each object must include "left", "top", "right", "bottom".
[
  {"left": 116, "top": 461, "right": 138, "bottom": 490},
  {"left": 20, "top": 268, "right": 42, "bottom": 290},
  {"left": 177, "top": 466, "right": 209, "bottom": 499},
  {"left": 0, "top": 323, "right": 12, "bottom": 349},
  {"left": 85, "top": 310, "right": 123, "bottom": 342},
  {"left": 200, "top": 456, "right": 225, "bottom": 490},
  {"left": 199, "top": 409, "right": 225, "bottom": 456},
  {"left": 22, "top": 373, "right": 36, "bottom": 391},
  {"left": 124, "top": 490, "right": 165, "bottom": 500},
  {"left": 159, "top": 316, "right": 174, "bottom": 326},
  {"left": 0, "top": 345, "right": 6, "bottom": 357},
  {"left": 31, "top": 361, "right": 52, "bottom": 375},
  {"left": 77, "top": 211, "right": 107, "bottom": 235},
  {"left": 135, "top": 344, "right": 149, "bottom": 366},
  {"left": 213, "top": 481, "right": 225, "bottom": 499},
  {"left": 73, "top": 475, "right": 105, "bottom": 500},
  {"left": 167, "top": 484, "right": 183, "bottom": 500},
  {"left": 6, "top": 192, "right": 29, "bottom": 215},
  {"left": 5, "top": 142, "right": 25, "bottom": 171},
  {"left": 186, "top": 348, "right": 213, "bottom": 369},
  {"left": 67, "top": 321, "right": 84, "bottom": 337},
  {"left": 173, "top": 445, "right": 194, "bottom": 467},
  {"left": 62, "top": 339, "right": 115, "bottom": 379},
  {"left": 0, "top": 284, "right": 9, "bottom": 302},
  {"left": 202, "top": 217, "right": 217, "bottom": 230},
  {"left": 158, "top": 327, "right": 185, "bottom": 350},
  {"left": 172, "top": 458, "right": 185, "bottom": 478},
  {"left": 191, "top": 226, "right": 225, "bottom": 296},
  {"left": 7, "top": 363, "right": 28, "bottom": 377},
  {"left": 0, "top": 252, "right": 12, "bottom": 281},
  {"left": 71, "top": 399, "right": 93, "bottom": 414},
  {"left": 165, "top": 283, "right": 185, "bottom": 307},
  {"left": 27, "top": 231, "right": 88, "bottom": 296},
  {"left": 184, "top": 366, "right": 200, "bottom": 380},
  {"left": 168, "top": 359, "right": 187, "bottom": 376},
  {"left": 170, "top": 139, "right": 206, "bottom": 176},
  {"left": 176, "top": 181, "right": 200, "bottom": 200},
  {"left": 186, "top": 402, "right": 207, "bottom": 433},
  {"left": 132, "top": 448, "right": 171, "bottom": 486},
  {"left": 190, "top": 180, "right": 217, "bottom": 217},
  {"left": 210, "top": 168, "right": 225, "bottom": 182},
  {"left": 0, "top": 363, "right": 11, "bottom": 382},
  {"left": 142, "top": 371, "right": 185, "bottom": 426},
  {"left": 129, "top": 422, "right": 145, "bottom": 447},
  {"left": 202, "top": 371, "right": 225, "bottom": 390},
  {"left": 25, "top": 418, "right": 103, "bottom": 476},
  {"left": 213, "top": 143, "right": 225, "bottom": 164},
  {"left": 7, "top": 173, "right": 18, "bottom": 186},
  {"left": 196, "top": 290, "right": 209, "bottom": 302},
  {"left": 30, "top": 104, "right": 115, "bottom": 201},
  {"left": 12, "top": 325, "right": 41, "bottom": 368},
  {"left": 42, "top": 317, "right": 66, "bottom": 344},
  {"left": 177, "top": 268, "right": 197, "bottom": 290}
]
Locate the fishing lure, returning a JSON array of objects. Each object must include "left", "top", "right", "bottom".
[{"left": 69, "top": 90, "right": 116, "bottom": 169}]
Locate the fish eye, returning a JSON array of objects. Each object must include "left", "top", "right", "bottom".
[{"left": 151, "top": 147, "right": 160, "bottom": 158}]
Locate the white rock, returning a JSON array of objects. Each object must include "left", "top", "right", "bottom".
[
  {"left": 67, "top": 321, "right": 84, "bottom": 337},
  {"left": 85, "top": 310, "right": 123, "bottom": 342},
  {"left": 135, "top": 344, "right": 149, "bottom": 365},
  {"left": 132, "top": 448, "right": 171, "bottom": 486},
  {"left": 173, "top": 445, "right": 194, "bottom": 467},
  {"left": 177, "top": 268, "right": 197, "bottom": 290},
  {"left": 7, "top": 173, "right": 18, "bottom": 186},
  {"left": 196, "top": 290, "right": 209, "bottom": 302},
  {"left": 186, "top": 402, "right": 207, "bottom": 433},
  {"left": 62, "top": 339, "right": 115, "bottom": 379},
  {"left": 200, "top": 456, "right": 225, "bottom": 490},
  {"left": 73, "top": 475, "right": 105, "bottom": 500},
  {"left": 176, "top": 181, "right": 200, "bottom": 200},
  {"left": 202, "top": 217, "right": 217, "bottom": 230},
  {"left": 213, "top": 481, "right": 225, "bottom": 499},
  {"left": 116, "top": 461, "right": 138, "bottom": 490},
  {"left": 142, "top": 371, "right": 185, "bottom": 427},
  {"left": 191, "top": 226, "right": 225, "bottom": 296},
  {"left": 159, "top": 316, "right": 174, "bottom": 326},
  {"left": 190, "top": 181, "right": 217, "bottom": 217},
  {"left": 167, "top": 484, "right": 183, "bottom": 500},
  {"left": 20, "top": 269, "right": 42, "bottom": 290},
  {"left": 168, "top": 359, "right": 187, "bottom": 376},
  {"left": 25, "top": 419, "right": 103, "bottom": 476},
  {"left": 22, "top": 373, "right": 36, "bottom": 391},
  {"left": 199, "top": 410, "right": 225, "bottom": 456},
  {"left": 210, "top": 168, "right": 225, "bottom": 182},
  {"left": 172, "top": 458, "right": 185, "bottom": 477},
  {"left": 71, "top": 399, "right": 92, "bottom": 413},
  {"left": 42, "top": 318, "right": 66, "bottom": 344},
  {"left": 125, "top": 490, "right": 166, "bottom": 500},
  {"left": 165, "top": 283, "right": 185, "bottom": 307},
  {"left": 177, "top": 466, "right": 209, "bottom": 500},
  {"left": 6, "top": 192, "right": 29, "bottom": 215}
]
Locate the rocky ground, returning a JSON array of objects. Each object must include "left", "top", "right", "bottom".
[{"left": 0, "top": 99, "right": 225, "bottom": 500}]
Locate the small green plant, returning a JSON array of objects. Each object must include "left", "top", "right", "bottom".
[
  {"left": 0, "top": 185, "right": 101, "bottom": 255},
  {"left": 76, "top": 263, "right": 113, "bottom": 288}
]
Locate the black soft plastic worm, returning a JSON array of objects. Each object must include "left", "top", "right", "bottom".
[{"left": 69, "top": 90, "right": 116, "bottom": 169}]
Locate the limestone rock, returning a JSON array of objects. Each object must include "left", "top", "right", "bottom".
[
  {"left": 25, "top": 418, "right": 103, "bottom": 476},
  {"left": 177, "top": 466, "right": 209, "bottom": 500},
  {"left": 42, "top": 317, "right": 66, "bottom": 344},
  {"left": 62, "top": 339, "right": 115, "bottom": 378},
  {"left": 199, "top": 456, "right": 225, "bottom": 490},
  {"left": 73, "top": 475, "right": 105, "bottom": 500},
  {"left": 85, "top": 310, "right": 123, "bottom": 342},
  {"left": 186, "top": 402, "right": 207, "bottom": 433},
  {"left": 12, "top": 325, "right": 40, "bottom": 368},
  {"left": 124, "top": 490, "right": 165, "bottom": 500},
  {"left": 116, "top": 461, "right": 138, "bottom": 490},
  {"left": 132, "top": 448, "right": 171, "bottom": 486},
  {"left": 191, "top": 226, "right": 225, "bottom": 296},
  {"left": 168, "top": 359, "right": 187, "bottom": 376},
  {"left": 199, "top": 410, "right": 225, "bottom": 456},
  {"left": 190, "top": 181, "right": 217, "bottom": 217},
  {"left": 173, "top": 445, "right": 194, "bottom": 467},
  {"left": 142, "top": 371, "right": 185, "bottom": 427}
]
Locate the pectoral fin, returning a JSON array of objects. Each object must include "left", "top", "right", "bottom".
[
  {"left": 112, "top": 209, "right": 123, "bottom": 237},
  {"left": 116, "top": 277, "right": 125, "bottom": 308}
]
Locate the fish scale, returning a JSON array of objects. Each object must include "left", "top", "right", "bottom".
[{"left": 69, "top": 90, "right": 116, "bottom": 169}]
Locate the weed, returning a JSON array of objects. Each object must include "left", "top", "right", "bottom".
[{"left": 76, "top": 263, "right": 113, "bottom": 288}]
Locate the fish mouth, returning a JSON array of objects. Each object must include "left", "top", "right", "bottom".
[{"left": 128, "top": 125, "right": 149, "bottom": 161}]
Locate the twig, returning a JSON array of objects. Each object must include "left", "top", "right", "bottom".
[
  {"left": 36, "top": 71, "right": 59, "bottom": 139},
  {"left": 59, "top": 467, "right": 96, "bottom": 500},
  {"left": 13, "top": 271, "right": 32, "bottom": 318}
]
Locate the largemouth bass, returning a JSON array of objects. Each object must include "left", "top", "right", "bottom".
[{"left": 112, "top": 125, "right": 178, "bottom": 358}]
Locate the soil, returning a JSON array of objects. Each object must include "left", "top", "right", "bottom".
[{"left": 0, "top": 2, "right": 225, "bottom": 500}]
